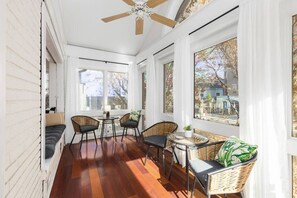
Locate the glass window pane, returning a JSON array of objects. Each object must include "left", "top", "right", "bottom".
[
  {"left": 142, "top": 72, "right": 147, "bottom": 110},
  {"left": 194, "top": 38, "right": 239, "bottom": 126},
  {"left": 79, "top": 69, "right": 104, "bottom": 111},
  {"left": 164, "top": 61, "right": 174, "bottom": 114},
  {"left": 107, "top": 72, "right": 128, "bottom": 110},
  {"left": 292, "top": 15, "right": 297, "bottom": 137}
]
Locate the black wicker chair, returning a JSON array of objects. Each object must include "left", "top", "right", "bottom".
[
  {"left": 120, "top": 111, "right": 141, "bottom": 141},
  {"left": 70, "top": 115, "right": 100, "bottom": 150}
]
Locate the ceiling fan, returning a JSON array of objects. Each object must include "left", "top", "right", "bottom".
[{"left": 101, "top": 0, "right": 177, "bottom": 35}]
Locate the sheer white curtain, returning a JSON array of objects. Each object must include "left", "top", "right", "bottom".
[
  {"left": 64, "top": 56, "right": 79, "bottom": 143},
  {"left": 146, "top": 55, "right": 159, "bottom": 127},
  {"left": 173, "top": 36, "right": 192, "bottom": 167},
  {"left": 238, "top": 0, "right": 289, "bottom": 197},
  {"left": 128, "top": 62, "right": 139, "bottom": 110}
]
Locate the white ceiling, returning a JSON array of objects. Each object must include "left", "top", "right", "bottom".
[{"left": 60, "top": 0, "right": 176, "bottom": 56}]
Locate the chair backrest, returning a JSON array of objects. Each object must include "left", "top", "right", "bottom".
[
  {"left": 71, "top": 115, "right": 99, "bottom": 133},
  {"left": 120, "top": 111, "right": 142, "bottom": 126},
  {"left": 142, "top": 121, "right": 178, "bottom": 137},
  {"left": 207, "top": 151, "right": 257, "bottom": 195}
]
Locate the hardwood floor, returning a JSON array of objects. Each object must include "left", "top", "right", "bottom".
[{"left": 50, "top": 136, "right": 240, "bottom": 198}]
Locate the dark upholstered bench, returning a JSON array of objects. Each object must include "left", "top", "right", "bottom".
[
  {"left": 45, "top": 113, "right": 66, "bottom": 159},
  {"left": 45, "top": 124, "right": 66, "bottom": 159}
]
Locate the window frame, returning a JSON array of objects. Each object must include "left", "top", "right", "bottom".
[
  {"left": 77, "top": 59, "right": 129, "bottom": 116},
  {"left": 189, "top": 8, "right": 239, "bottom": 137},
  {"left": 193, "top": 37, "right": 239, "bottom": 126},
  {"left": 280, "top": 1, "right": 297, "bottom": 197},
  {"left": 155, "top": 49, "right": 174, "bottom": 121},
  {"left": 163, "top": 61, "right": 174, "bottom": 114},
  {"left": 138, "top": 62, "right": 147, "bottom": 130}
]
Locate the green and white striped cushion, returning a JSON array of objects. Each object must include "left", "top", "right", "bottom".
[{"left": 215, "top": 136, "right": 257, "bottom": 167}]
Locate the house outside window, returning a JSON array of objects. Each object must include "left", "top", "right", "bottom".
[
  {"left": 194, "top": 38, "right": 239, "bottom": 126},
  {"left": 164, "top": 61, "right": 174, "bottom": 114}
]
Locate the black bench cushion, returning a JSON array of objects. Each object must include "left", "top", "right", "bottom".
[
  {"left": 80, "top": 125, "right": 98, "bottom": 133},
  {"left": 143, "top": 135, "right": 167, "bottom": 148},
  {"left": 189, "top": 159, "right": 224, "bottom": 188},
  {"left": 45, "top": 124, "right": 66, "bottom": 159}
]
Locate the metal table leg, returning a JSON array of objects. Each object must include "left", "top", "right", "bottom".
[
  {"left": 112, "top": 120, "right": 116, "bottom": 141},
  {"left": 101, "top": 122, "right": 105, "bottom": 140},
  {"left": 186, "top": 146, "right": 189, "bottom": 192}
]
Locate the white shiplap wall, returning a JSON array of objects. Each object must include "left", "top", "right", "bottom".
[{"left": 5, "top": 0, "right": 43, "bottom": 197}]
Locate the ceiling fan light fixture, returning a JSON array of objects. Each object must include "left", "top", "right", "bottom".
[{"left": 130, "top": 3, "right": 152, "bottom": 19}]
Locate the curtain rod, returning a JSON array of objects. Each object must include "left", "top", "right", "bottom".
[
  {"left": 153, "top": 43, "right": 174, "bottom": 56},
  {"left": 79, "top": 57, "right": 129, "bottom": 66},
  {"left": 189, "top": 5, "right": 239, "bottom": 36},
  {"left": 137, "top": 59, "right": 147, "bottom": 65}
]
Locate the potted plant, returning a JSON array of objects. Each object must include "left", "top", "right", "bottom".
[{"left": 183, "top": 124, "right": 193, "bottom": 138}]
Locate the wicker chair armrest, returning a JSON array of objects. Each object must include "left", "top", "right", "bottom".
[
  {"left": 209, "top": 152, "right": 257, "bottom": 176},
  {"left": 71, "top": 119, "right": 81, "bottom": 133},
  {"left": 207, "top": 153, "right": 257, "bottom": 194},
  {"left": 120, "top": 113, "right": 130, "bottom": 124}
]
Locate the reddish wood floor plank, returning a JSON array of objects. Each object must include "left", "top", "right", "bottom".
[{"left": 50, "top": 136, "right": 240, "bottom": 198}]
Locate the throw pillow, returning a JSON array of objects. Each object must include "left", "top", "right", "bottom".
[
  {"left": 129, "top": 110, "right": 141, "bottom": 121},
  {"left": 215, "top": 136, "right": 257, "bottom": 167}
]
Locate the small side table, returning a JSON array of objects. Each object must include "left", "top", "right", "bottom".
[
  {"left": 95, "top": 116, "right": 119, "bottom": 140},
  {"left": 167, "top": 132, "right": 209, "bottom": 192}
]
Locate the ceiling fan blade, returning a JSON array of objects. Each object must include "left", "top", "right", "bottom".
[
  {"left": 135, "top": 18, "right": 143, "bottom": 35},
  {"left": 147, "top": 0, "right": 167, "bottom": 8},
  {"left": 101, "top": 12, "right": 130, "bottom": 23},
  {"left": 150, "top": 13, "right": 177, "bottom": 28},
  {"left": 122, "top": 0, "right": 135, "bottom": 6}
]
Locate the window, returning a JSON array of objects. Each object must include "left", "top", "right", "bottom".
[
  {"left": 107, "top": 72, "right": 128, "bottom": 110},
  {"left": 141, "top": 71, "right": 147, "bottom": 129},
  {"left": 79, "top": 68, "right": 128, "bottom": 112},
  {"left": 293, "top": 14, "right": 297, "bottom": 137},
  {"left": 175, "top": 0, "right": 213, "bottom": 24},
  {"left": 79, "top": 69, "right": 104, "bottom": 111},
  {"left": 142, "top": 71, "right": 147, "bottom": 110},
  {"left": 194, "top": 38, "right": 239, "bottom": 126},
  {"left": 164, "top": 61, "right": 174, "bottom": 114}
]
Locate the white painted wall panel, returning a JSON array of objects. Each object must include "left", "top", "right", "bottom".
[{"left": 5, "top": 0, "right": 43, "bottom": 197}]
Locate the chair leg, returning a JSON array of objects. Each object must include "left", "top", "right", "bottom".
[
  {"left": 121, "top": 127, "right": 126, "bottom": 141},
  {"left": 136, "top": 127, "right": 141, "bottom": 140},
  {"left": 191, "top": 176, "right": 196, "bottom": 198},
  {"left": 168, "top": 148, "right": 174, "bottom": 180},
  {"left": 144, "top": 145, "right": 150, "bottom": 165},
  {"left": 93, "top": 131, "right": 98, "bottom": 145},
  {"left": 134, "top": 128, "right": 138, "bottom": 142},
  {"left": 125, "top": 128, "right": 128, "bottom": 136},
  {"left": 173, "top": 147, "right": 179, "bottom": 164},
  {"left": 80, "top": 133, "right": 84, "bottom": 150},
  {"left": 69, "top": 133, "right": 76, "bottom": 147},
  {"left": 162, "top": 149, "right": 166, "bottom": 175}
]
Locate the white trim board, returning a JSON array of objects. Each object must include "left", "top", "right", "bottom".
[{"left": 0, "top": 0, "right": 6, "bottom": 196}]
